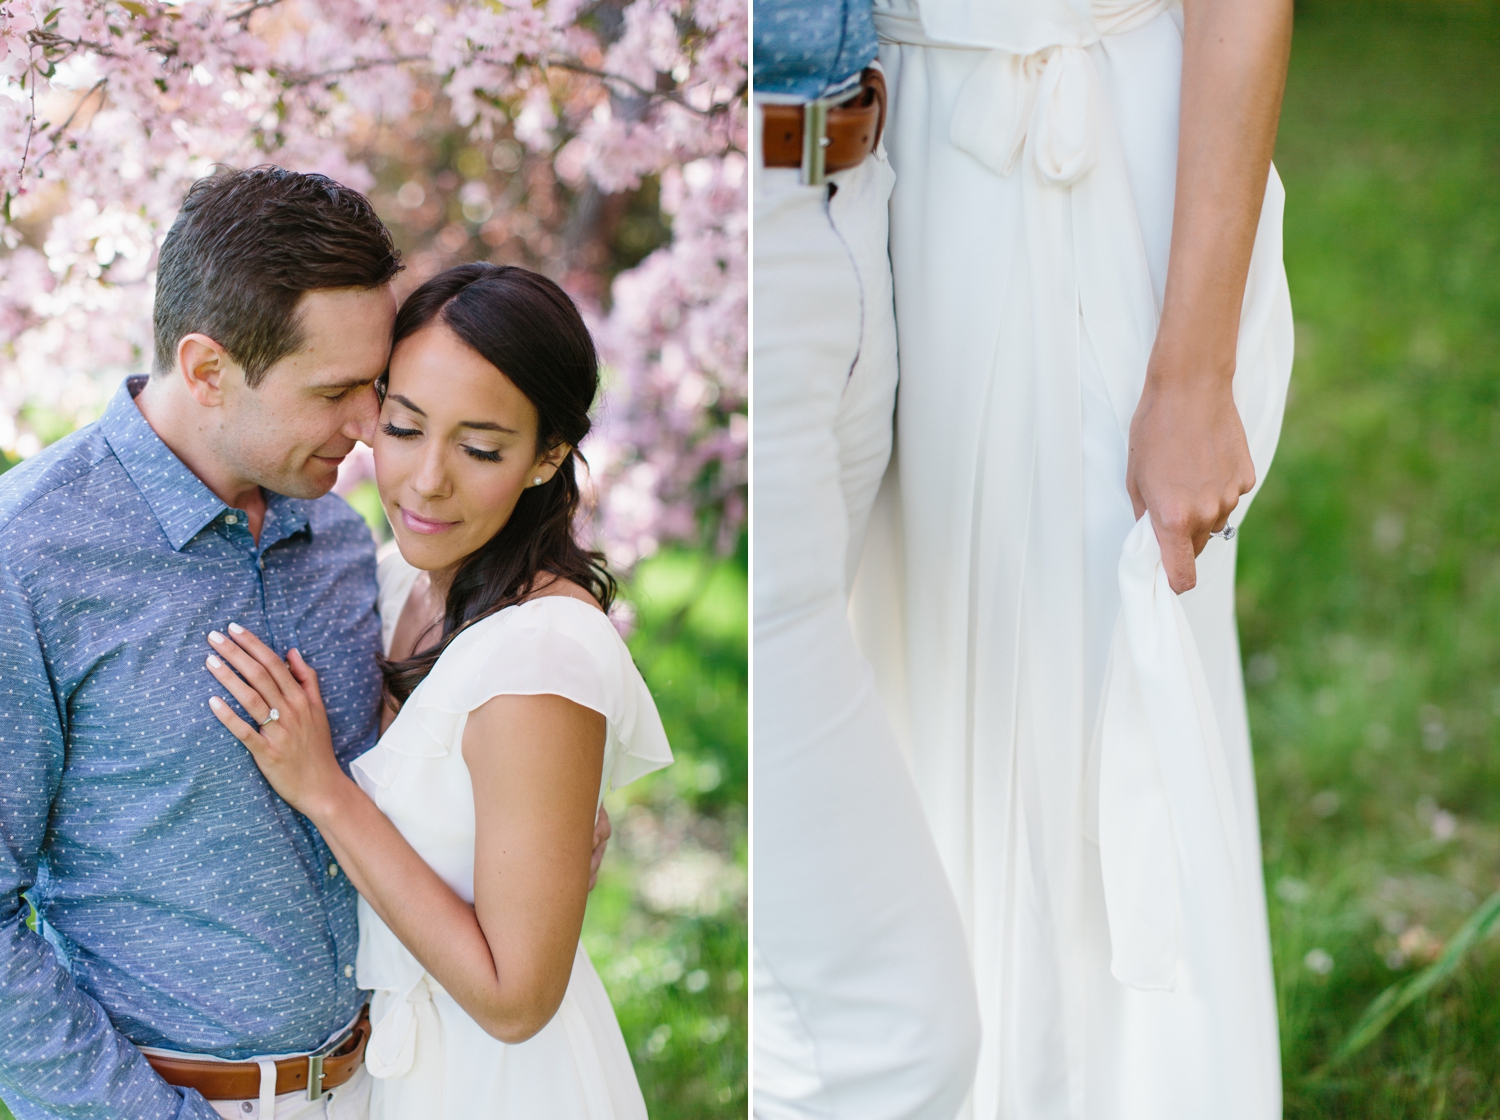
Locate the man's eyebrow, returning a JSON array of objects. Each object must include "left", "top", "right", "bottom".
[
  {"left": 390, "top": 393, "right": 517, "bottom": 434},
  {"left": 312, "top": 374, "right": 377, "bottom": 391}
]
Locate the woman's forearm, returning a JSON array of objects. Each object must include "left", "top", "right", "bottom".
[
  {"left": 1125, "top": 0, "right": 1292, "bottom": 591},
  {"left": 309, "top": 778, "right": 541, "bottom": 1041},
  {"left": 1153, "top": 0, "right": 1292, "bottom": 381}
]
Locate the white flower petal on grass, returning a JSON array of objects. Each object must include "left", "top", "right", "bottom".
[{"left": 1304, "top": 948, "right": 1334, "bottom": 975}]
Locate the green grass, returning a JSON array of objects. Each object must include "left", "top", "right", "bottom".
[{"left": 1248, "top": 1, "right": 1500, "bottom": 1112}]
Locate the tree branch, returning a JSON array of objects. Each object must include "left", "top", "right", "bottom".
[
  {"left": 46, "top": 78, "right": 108, "bottom": 145},
  {"left": 18, "top": 59, "right": 38, "bottom": 188},
  {"left": 278, "top": 53, "right": 430, "bottom": 85},
  {"left": 539, "top": 58, "right": 733, "bottom": 118},
  {"left": 228, "top": 0, "right": 286, "bottom": 25}
]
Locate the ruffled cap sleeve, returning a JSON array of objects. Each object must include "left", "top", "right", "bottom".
[{"left": 399, "top": 596, "right": 672, "bottom": 793}]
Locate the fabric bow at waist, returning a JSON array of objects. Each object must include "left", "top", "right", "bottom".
[
  {"left": 364, "top": 970, "right": 440, "bottom": 1080},
  {"left": 875, "top": 0, "right": 1171, "bottom": 183}
]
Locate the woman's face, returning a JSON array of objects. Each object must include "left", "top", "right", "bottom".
[{"left": 375, "top": 321, "right": 569, "bottom": 575}]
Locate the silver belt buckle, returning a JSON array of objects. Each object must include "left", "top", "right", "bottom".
[
  {"left": 800, "top": 97, "right": 835, "bottom": 186},
  {"left": 306, "top": 1050, "right": 326, "bottom": 1102},
  {"left": 305, "top": 1030, "right": 346, "bottom": 1101}
]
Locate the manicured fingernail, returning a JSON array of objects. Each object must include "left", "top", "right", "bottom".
[
  {"left": 206, "top": 655, "right": 222, "bottom": 669},
  {"left": 228, "top": 623, "right": 245, "bottom": 635},
  {"left": 209, "top": 696, "right": 223, "bottom": 709},
  {"left": 209, "top": 631, "right": 225, "bottom": 644}
]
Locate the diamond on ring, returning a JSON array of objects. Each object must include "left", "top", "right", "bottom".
[
  {"left": 1215, "top": 525, "right": 1237, "bottom": 542},
  {"left": 259, "top": 708, "right": 280, "bottom": 727}
]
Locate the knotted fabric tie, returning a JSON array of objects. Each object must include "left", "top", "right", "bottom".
[
  {"left": 365, "top": 972, "right": 440, "bottom": 1080},
  {"left": 878, "top": 0, "right": 1172, "bottom": 184}
]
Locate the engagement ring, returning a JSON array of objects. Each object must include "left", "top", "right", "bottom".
[
  {"left": 1213, "top": 526, "right": 1236, "bottom": 542},
  {"left": 258, "top": 708, "right": 280, "bottom": 727}
]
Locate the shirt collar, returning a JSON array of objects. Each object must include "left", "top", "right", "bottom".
[
  {"left": 262, "top": 492, "right": 314, "bottom": 551},
  {"left": 100, "top": 377, "right": 315, "bottom": 553}
]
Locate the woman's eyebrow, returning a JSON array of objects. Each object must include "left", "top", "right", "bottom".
[
  {"left": 390, "top": 392, "right": 517, "bottom": 434},
  {"left": 457, "top": 419, "right": 518, "bottom": 434},
  {"left": 390, "top": 393, "right": 427, "bottom": 416}
]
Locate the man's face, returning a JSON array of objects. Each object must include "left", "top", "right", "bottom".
[{"left": 217, "top": 286, "right": 397, "bottom": 499}]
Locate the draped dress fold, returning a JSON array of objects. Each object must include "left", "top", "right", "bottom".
[{"left": 850, "top": 0, "right": 1292, "bottom": 1114}]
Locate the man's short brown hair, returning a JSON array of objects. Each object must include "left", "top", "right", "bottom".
[{"left": 152, "top": 166, "right": 402, "bottom": 387}]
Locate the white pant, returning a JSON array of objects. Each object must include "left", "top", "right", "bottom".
[
  {"left": 751, "top": 109, "right": 982, "bottom": 1120},
  {"left": 208, "top": 1064, "right": 370, "bottom": 1120}
]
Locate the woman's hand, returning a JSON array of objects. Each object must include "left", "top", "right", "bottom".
[
  {"left": 205, "top": 624, "right": 350, "bottom": 820},
  {"left": 1125, "top": 362, "right": 1255, "bottom": 594}
]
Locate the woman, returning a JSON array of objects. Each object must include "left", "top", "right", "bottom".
[
  {"left": 849, "top": 0, "right": 1293, "bottom": 1115},
  {"left": 201, "top": 263, "right": 672, "bottom": 1118}
]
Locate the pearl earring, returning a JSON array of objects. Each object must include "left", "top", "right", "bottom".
[{"left": 533, "top": 476, "right": 544, "bottom": 486}]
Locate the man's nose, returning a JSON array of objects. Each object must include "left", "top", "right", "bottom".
[{"left": 344, "top": 384, "right": 380, "bottom": 445}]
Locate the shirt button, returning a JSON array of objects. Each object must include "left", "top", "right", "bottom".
[
  {"left": 240, "top": 1102, "right": 253, "bottom": 1114},
  {"left": 258, "top": 557, "right": 265, "bottom": 570},
  {"left": 328, "top": 863, "right": 339, "bottom": 878},
  {"left": 225, "top": 514, "right": 238, "bottom": 525},
  {"left": 345, "top": 965, "right": 355, "bottom": 978}
]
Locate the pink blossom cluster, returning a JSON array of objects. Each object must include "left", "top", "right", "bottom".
[{"left": 0, "top": 0, "right": 746, "bottom": 560}]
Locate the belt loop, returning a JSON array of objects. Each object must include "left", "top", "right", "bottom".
[
  {"left": 801, "top": 98, "right": 832, "bottom": 186},
  {"left": 257, "top": 1060, "right": 277, "bottom": 1117}
]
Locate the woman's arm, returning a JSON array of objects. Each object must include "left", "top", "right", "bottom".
[
  {"left": 1125, "top": 0, "right": 1293, "bottom": 593},
  {"left": 204, "top": 626, "right": 605, "bottom": 1044},
  {"left": 316, "top": 694, "right": 604, "bottom": 1043}
]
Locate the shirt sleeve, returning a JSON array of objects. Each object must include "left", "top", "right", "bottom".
[{"left": 0, "top": 561, "right": 219, "bottom": 1120}]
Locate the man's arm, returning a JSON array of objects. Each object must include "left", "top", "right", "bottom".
[
  {"left": 1125, "top": 0, "right": 1294, "bottom": 592},
  {"left": 0, "top": 561, "right": 216, "bottom": 1120}
]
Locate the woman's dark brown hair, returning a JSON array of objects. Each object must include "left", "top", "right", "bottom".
[{"left": 379, "top": 263, "right": 616, "bottom": 705}]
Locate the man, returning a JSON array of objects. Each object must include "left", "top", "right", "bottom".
[
  {"left": 751, "top": 3, "right": 981, "bottom": 1118},
  {"left": 0, "top": 166, "right": 609, "bottom": 1119}
]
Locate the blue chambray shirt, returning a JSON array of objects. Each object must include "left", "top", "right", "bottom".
[
  {"left": 0, "top": 377, "right": 382, "bottom": 1119},
  {"left": 754, "top": 0, "right": 878, "bottom": 100}
]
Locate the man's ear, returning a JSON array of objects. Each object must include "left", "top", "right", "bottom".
[{"left": 175, "top": 333, "right": 238, "bottom": 407}]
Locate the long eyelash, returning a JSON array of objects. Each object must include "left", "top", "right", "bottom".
[
  {"left": 463, "top": 446, "right": 502, "bottom": 463},
  {"left": 381, "top": 421, "right": 419, "bottom": 438}
]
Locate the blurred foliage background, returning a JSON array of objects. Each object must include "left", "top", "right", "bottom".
[
  {"left": 589, "top": 545, "right": 747, "bottom": 1117},
  {"left": 1245, "top": 0, "right": 1500, "bottom": 1113}
]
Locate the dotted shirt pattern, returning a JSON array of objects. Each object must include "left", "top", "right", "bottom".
[
  {"left": 0, "top": 378, "right": 383, "bottom": 1119},
  {"left": 753, "top": 0, "right": 878, "bottom": 100}
]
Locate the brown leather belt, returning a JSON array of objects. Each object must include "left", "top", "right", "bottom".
[
  {"left": 145, "top": 1006, "right": 370, "bottom": 1102},
  {"left": 761, "top": 68, "right": 887, "bottom": 183}
]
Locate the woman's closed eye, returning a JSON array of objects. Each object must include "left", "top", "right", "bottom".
[{"left": 384, "top": 419, "right": 501, "bottom": 463}]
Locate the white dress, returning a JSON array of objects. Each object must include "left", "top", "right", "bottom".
[
  {"left": 851, "top": 0, "right": 1292, "bottom": 1116},
  {"left": 350, "top": 552, "right": 672, "bottom": 1120}
]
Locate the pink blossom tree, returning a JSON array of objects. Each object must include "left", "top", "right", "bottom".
[{"left": 0, "top": 0, "right": 746, "bottom": 565}]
